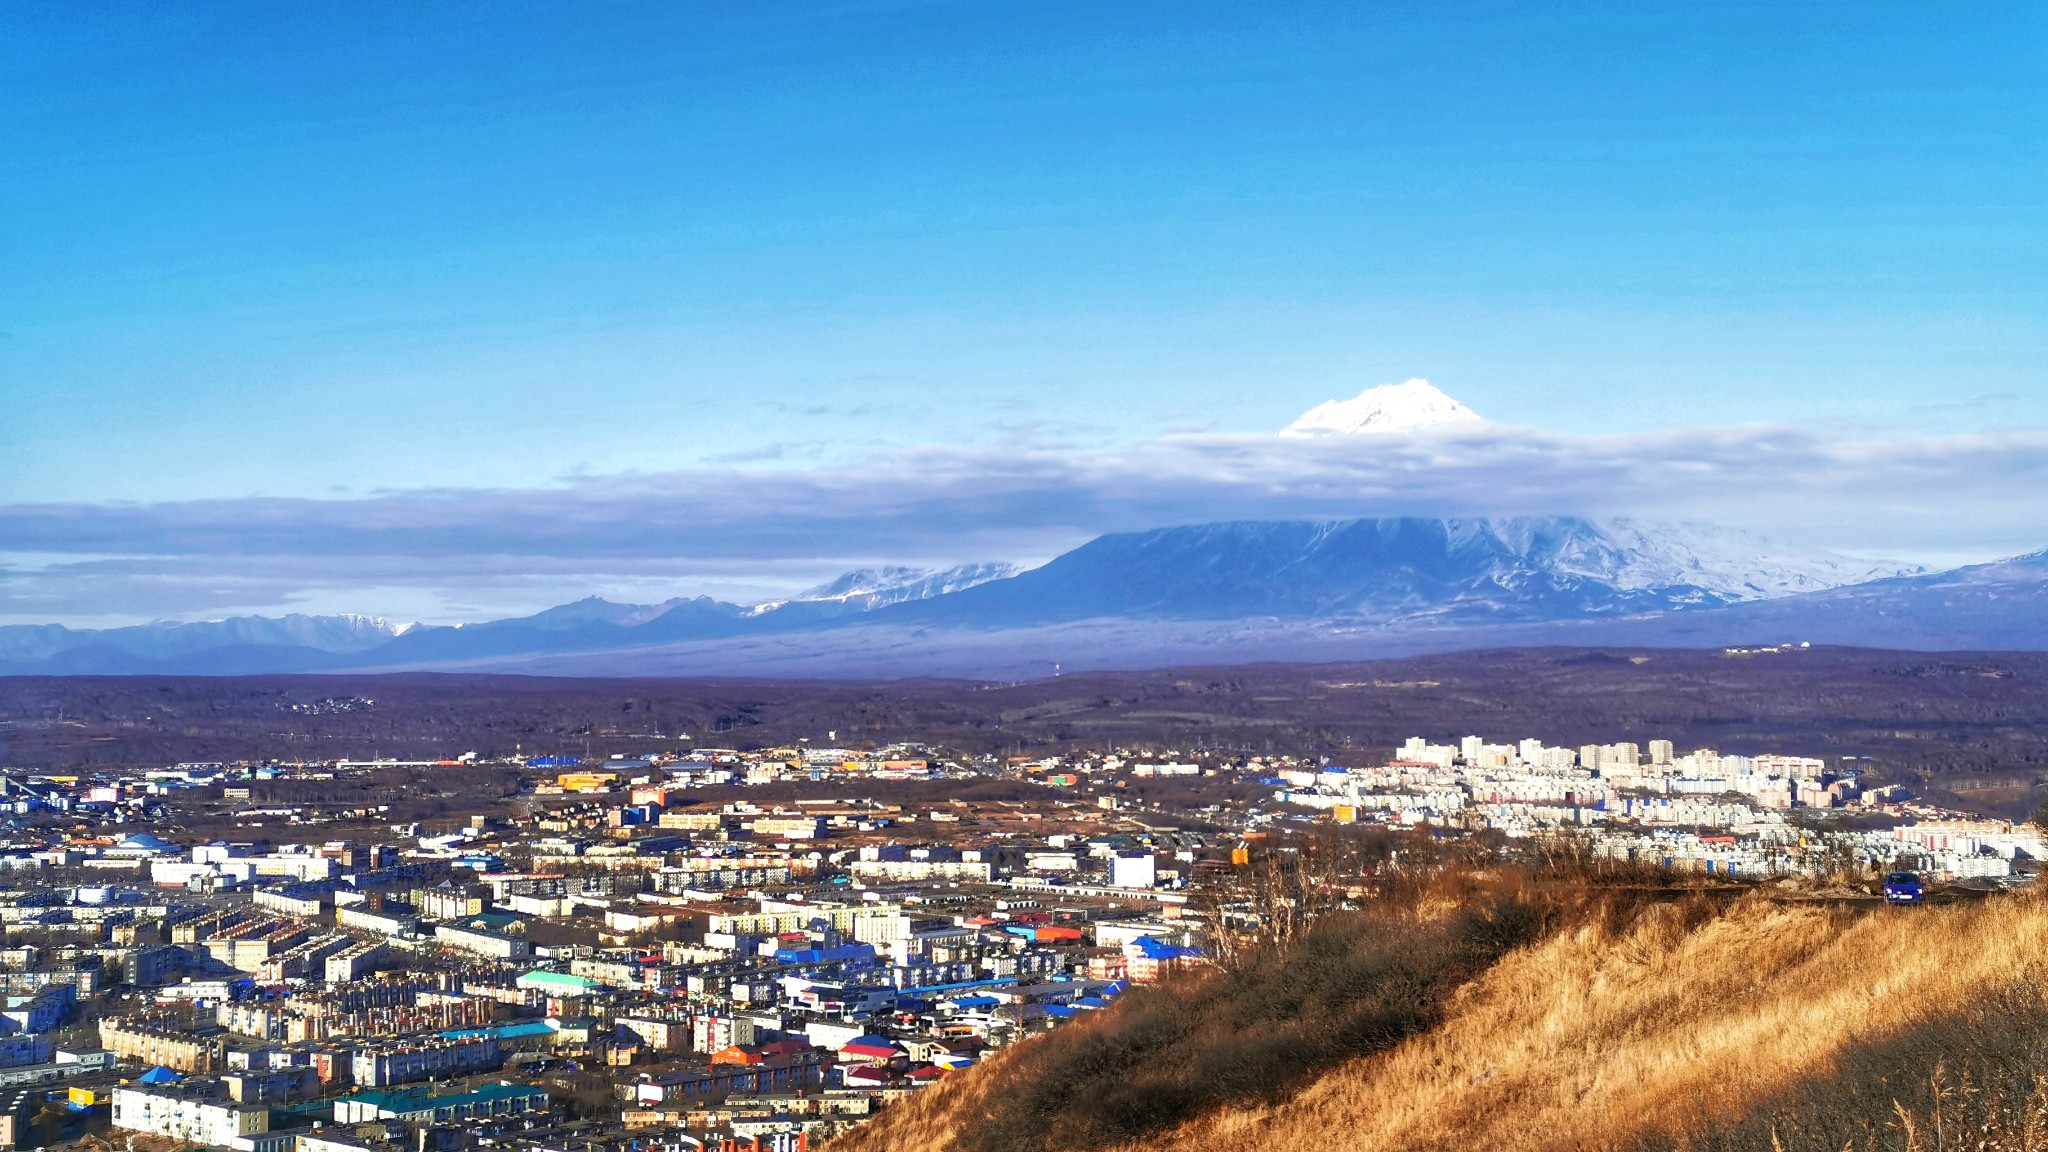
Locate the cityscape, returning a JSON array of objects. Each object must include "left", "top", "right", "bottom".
[
  {"left": 9, "top": 2, "right": 2048, "bottom": 1149},
  {"left": 0, "top": 719, "right": 2033, "bottom": 1151}
]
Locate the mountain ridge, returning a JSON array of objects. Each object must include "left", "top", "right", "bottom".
[{"left": 0, "top": 517, "right": 2023, "bottom": 677}]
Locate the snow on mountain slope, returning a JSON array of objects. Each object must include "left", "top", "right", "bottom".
[
  {"left": 1596, "top": 518, "right": 1922, "bottom": 599},
  {"left": 886, "top": 517, "right": 1918, "bottom": 629},
  {"left": 1280, "top": 379, "right": 1483, "bottom": 436},
  {"left": 790, "top": 563, "right": 1021, "bottom": 609}
]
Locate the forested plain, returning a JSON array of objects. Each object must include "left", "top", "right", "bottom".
[{"left": 3, "top": 646, "right": 2046, "bottom": 815}]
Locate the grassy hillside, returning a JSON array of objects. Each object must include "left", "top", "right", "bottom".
[{"left": 830, "top": 871, "right": 2048, "bottom": 1152}]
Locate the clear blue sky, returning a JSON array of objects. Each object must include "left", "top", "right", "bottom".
[{"left": 5, "top": 0, "right": 2045, "bottom": 505}]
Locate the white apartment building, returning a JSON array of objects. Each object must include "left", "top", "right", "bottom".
[
  {"left": 847, "top": 859, "right": 993, "bottom": 883},
  {"left": 1110, "top": 853, "right": 1157, "bottom": 889},
  {"left": 112, "top": 1085, "right": 268, "bottom": 1147}
]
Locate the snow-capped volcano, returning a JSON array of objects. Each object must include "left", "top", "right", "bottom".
[{"left": 1281, "top": 379, "right": 1482, "bottom": 436}]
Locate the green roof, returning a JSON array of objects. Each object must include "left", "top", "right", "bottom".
[{"left": 516, "top": 970, "right": 598, "bottom": 991}]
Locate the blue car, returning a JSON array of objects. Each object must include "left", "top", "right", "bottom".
[{"left": 1883, "top": 871, "right": 1925, "bottom": 904}]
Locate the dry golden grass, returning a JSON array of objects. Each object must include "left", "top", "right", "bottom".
[
  {"left": 828, "top": 1041, "right": 1023, "bottom": 1152},
  {"left": 1132, "top": 893, "right": 2048, "bottom": 1152},
  {"left": 833, "top": 889, "right": 2048, "bottom": 1152}
]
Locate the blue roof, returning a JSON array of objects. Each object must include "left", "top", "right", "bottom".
[
  {"left": 1127, "top": 936, "right": 1185, "bottom": 960},
  {"left": 119, "top": 833, "right": 177, "bottom": 851},
  {"left": 774, "top": 942, "right": 876, "bottom": 964},
  {"left": 948, "top": 996, "right": 1000, "bottom": 1010},
  {"left": 139, "top": 1065, "right": 182, "bottom": 1084}
]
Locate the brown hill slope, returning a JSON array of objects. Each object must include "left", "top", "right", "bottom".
[{"left": 831, "top": 886, "right": 2048, "bottom": 1152}]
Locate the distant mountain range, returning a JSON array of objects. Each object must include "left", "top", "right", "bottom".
[
  {"left": 0, "top": 613, "right": 409, "bottom": 674},
  {"left": 7, "top": 516, "right": 2045, "bottom": 678}
]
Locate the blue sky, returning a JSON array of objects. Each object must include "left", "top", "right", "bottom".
[{"left": 3, "top": 1, "right": 2047, "bottom": 623}]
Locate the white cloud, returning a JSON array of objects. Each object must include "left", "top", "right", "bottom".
[{"left": 5, "top": 417, "right": 2048, "bottom": 625}]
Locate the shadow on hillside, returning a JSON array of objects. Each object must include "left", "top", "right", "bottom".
[{"left": 1649, "top": 980, "right": 2048, "bottom": 1152}]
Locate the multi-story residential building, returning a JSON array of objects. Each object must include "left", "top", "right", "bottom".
[
  {"left": 99, "top": 1018, "right": 228, "bottom": 1073},
  {"left": 204, "top": 919, "right": 315, "bottom": 973},
  {"left": 122, "top": 945, "right": 184, "bottom": 987},
  {"left": 221, "top": 1066, "right": 318, "bottom": 1104},
  {"left": 2, "top": 985, "right": 73, "bottom": 1034},
  {"left": 848, "top": 858, "right": 993, "bottom": 882},
  {"left": 413, "top": 883, "right": 490, "bottom": 922},
  {"left": 630, "top": 1044, "right": 828, "bottom": 1104},
  {"left": 748, "top": 816, "right": 827, "bottom": 841},
  {"left": 433, "top": 921, "right": 530, "bottom": 960},
  {"left": 1123, "top": 936, "right": 1194, "bottom": 983},
  {"left": 332, "top": 1080, "right": 550, "bottom": 1125},
  {"left": 111, "top": 1083, "right": 268, "bottom": 1147},
  {"left": 324, "top": 940, "right": 385, "bottom": 983},
  {"left": 255, "top": 933, "right": 354, "bottom": 981},
  {"left": 691, "top": 1012, "right": 777, "bottom": 1054},
  {"left": 252, "top": 886, "right": 326, "bottom": 918},
  {"left": 0, "top": 1035, "right": 51, "bottom": 1069},
  {"left": 335, "top": 903, "right": 417, "bottom": 936},
  {"left": 617, "top": 1015, "right": 686, "bottom": 1053},
  {"left": 350, "top": 1036, "right": 503, "bottom": 1088}
]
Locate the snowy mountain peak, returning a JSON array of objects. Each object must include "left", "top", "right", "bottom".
[
  {"left": 793, "top": 563, "right": 1021, "bottom": 609},
  {"left": 1281, "top": 379, "right": 1483, "bottom": 437},
  {"left": 333, "top": 613, "right": 415, "bottom": 637},
  {"left": 797, "top": 567, "right": 936, "bottom": 602}
]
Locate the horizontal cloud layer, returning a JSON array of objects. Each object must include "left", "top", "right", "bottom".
[{"left": 8, "top": 419, "right": 2048, "bottom": 625}]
